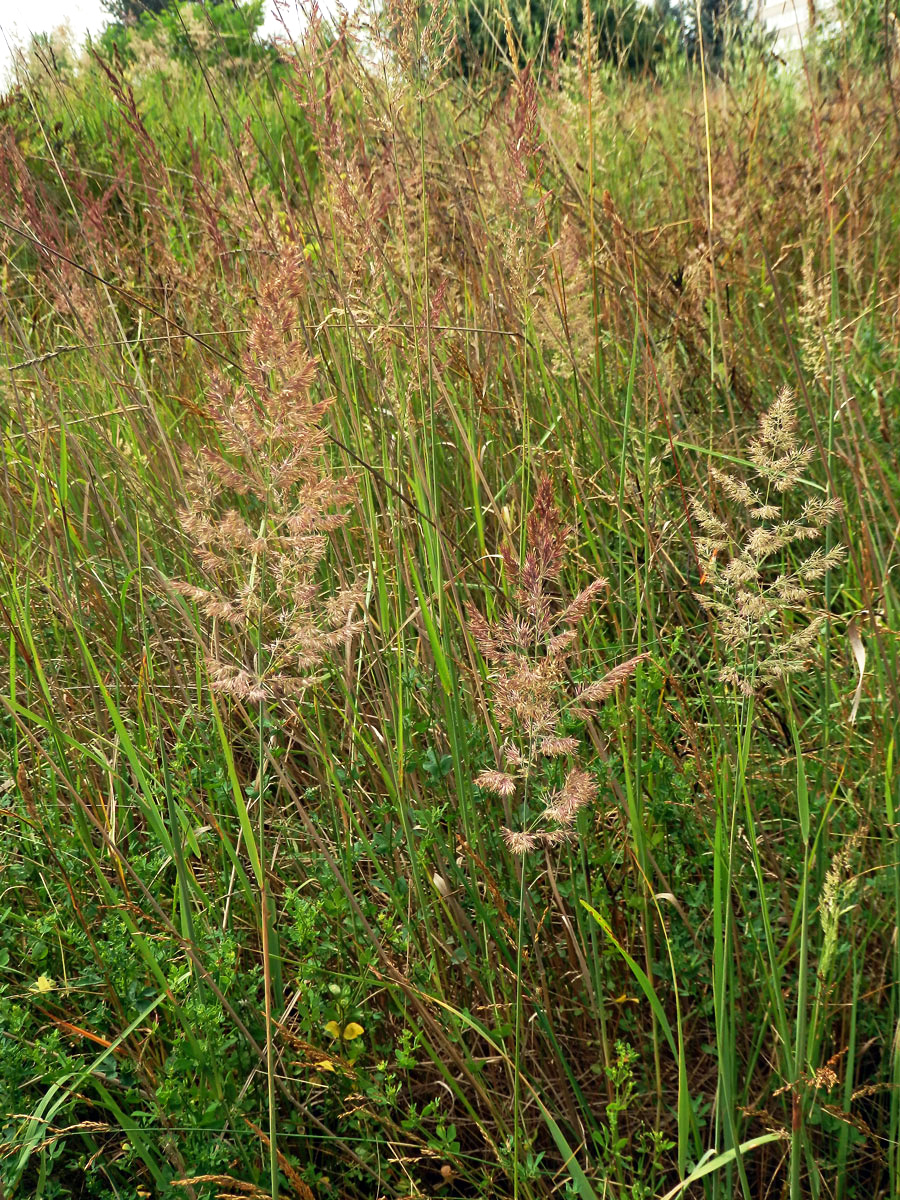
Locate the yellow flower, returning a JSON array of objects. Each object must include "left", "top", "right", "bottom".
[{"left": 324, "top": 1020, "right": 364, "bottom": 1041}]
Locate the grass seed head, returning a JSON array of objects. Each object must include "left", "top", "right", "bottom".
[
  {"left": 695, "top": 388, "right": 845, "bottom": 695},
  {"left": 469, "top": 477, "right": 645, "bottom": 851}
]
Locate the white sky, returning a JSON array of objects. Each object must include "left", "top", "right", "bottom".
[
  {"left": 0, "top": 0, "right": 107, "bottom": 52},
  {"left": 0, "top": 0, "right": 316, "bottom": 83}
]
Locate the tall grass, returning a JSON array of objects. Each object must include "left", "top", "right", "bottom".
[{"left": 1, "top": 6, "right": 899, "bottom": 1198}]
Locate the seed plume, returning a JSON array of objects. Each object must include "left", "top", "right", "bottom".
[
  {"left": 467, "top": 476, "right": 645, "bottom": 852},
  {"left": 169, "top": 252, "right": 365, "bottom": 712},
  {"left": 695, "top": 388, "right": 845, "bottom": 695}
]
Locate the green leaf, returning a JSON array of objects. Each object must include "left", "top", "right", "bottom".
[
  {"left": 790, "top": 713, "right": 810, "bottom": 846},
  {"left": 581, "top": 901, "right": 678, "bottom": 1060},
  {"left": 659, "top": 1135, "right": 783, "bottom": 1200}
]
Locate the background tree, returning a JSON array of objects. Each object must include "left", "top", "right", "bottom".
[
  {"left": 98, "top": 0, "right": 269, "bottom": 65},
  {"left": 451, "top": 0, "right": 677, "bottom": 76},
  {"left": 102, "top": 0, "right": 198, "bottom": 26},
  {"left": 679, "top": 0, "right": 757, "bottom": 69}
]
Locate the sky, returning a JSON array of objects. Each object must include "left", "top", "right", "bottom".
[
  {"left": 0, "top": 0, "right": 316, "bottom": 84},
  {"left": 0, "top": 0, "right": 108, "bottom": 55}
]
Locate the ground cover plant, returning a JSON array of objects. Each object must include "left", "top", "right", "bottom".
[{"left": 1, "top": 2, "right": 899, "bottom": 1197}]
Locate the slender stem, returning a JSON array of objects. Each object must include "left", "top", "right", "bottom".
[
  {"left": 259, "top": 699, "right": 278, "bottom": 1200},
  {"left": 791, "top": 840, "right": 811, "bottom": 1200},
  {"left": 513, "top": 856, "right": 527, "bottom": 1200}
]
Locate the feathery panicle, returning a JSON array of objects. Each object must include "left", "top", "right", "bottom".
[
  {"left": 502, "top": 740, "right": 525, "bottom": 770},
  {"left": 540, "top": 767, "right": 598, "bottom": 828},
  {"left": 468, "top": 477, "right": 645, "bottom": 852},
  {"left": 538, "top": 736, "right": 581, "bottom": 758},
  {"left": 559, "top": 578, "right": 610, "bottom": 626},
  {"left": 818, "top": 827, "right": 865, "bottom": 986},
  {"left": 571, "top": 654, "right": 649, "bottom": 717},
  {"left": 695, "top": 388, "right": 844, "bottom": 695},
  {"left": 749, "top": 386, "right": 815, "bottom": 493},
  {"left": 169, "top": 252, "right": 364, "bottom": 711},
  {"left": 475, "top": 770, "right": 518, "bottom": 798},
  {"left": 708, "top": 466, "right": 760, "bottom": 510},
  {"left": 502, "top": 828, "right": 539, "bottom": 855}
]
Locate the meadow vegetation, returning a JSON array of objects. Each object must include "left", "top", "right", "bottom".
[{"left": 1, "top": 4, "right": 899, "bottom": 1197}]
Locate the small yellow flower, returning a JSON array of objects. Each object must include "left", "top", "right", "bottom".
[
  {"left": 324, "top": 1020, "right": 364, "bottom": 1041},
  {"left": 30, "top": 974, "right": 55, "bottom": 994}
]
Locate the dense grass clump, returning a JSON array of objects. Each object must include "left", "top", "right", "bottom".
[{"left": 1, "top": 6, "right": 900, "bottom": 1199}]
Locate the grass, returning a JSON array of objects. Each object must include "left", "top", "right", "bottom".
[{"left": 1, "top": 4, "right": 899, "bottom": 1198}]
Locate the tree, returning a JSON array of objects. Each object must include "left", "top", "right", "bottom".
[
  {"left": 98, "top": 0, "right": 269, "bottom": 64},
  {"left": 679, "top": 0, "right": 756, "bottom": 69},
  {"left": 451, "top": 0, "right": 676, "bottom": 76},
  {"left": 102, "top": 0, "right": 199, "bottom": 26}
]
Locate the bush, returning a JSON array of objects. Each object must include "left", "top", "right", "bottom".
[
  {"left": 452, "top": 0, "right": 676, "bottom": 75},
  {"left": 99, "top": 0, "right": 270, "bottom": 67}
]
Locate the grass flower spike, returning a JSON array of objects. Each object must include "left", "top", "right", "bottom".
[
  {"left": 469, "top": 477, "right": 646, "bottom": 851},
  {"left": 171, "top": 253, "right": 365, "bottom": 711},
  {"left": 694, "top": 387, "right": 845, "bottom": 695}
]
